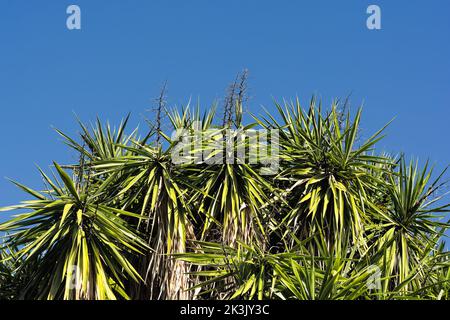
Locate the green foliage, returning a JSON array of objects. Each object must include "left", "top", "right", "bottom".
[
  {"left": 1, "top": 97, "right": 449, "bottom": 300},
  {"left": 0, "top": 161, "right": 148, "bottom": 299}
]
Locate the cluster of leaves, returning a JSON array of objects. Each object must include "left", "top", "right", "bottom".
[{"left": 0, "top": 97, "right": 449, "bottom": 300}]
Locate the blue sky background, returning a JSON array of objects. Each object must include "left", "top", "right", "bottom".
[{"left": 0, "top": 1, "right": 449, "bottom": 232}]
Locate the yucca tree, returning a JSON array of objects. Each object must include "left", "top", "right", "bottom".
[
  {"left": 0, "top": 95, "right": 449, "bottom": 300},
  {"left": 54, "top": 113, "right": 195, "bottom": 299},
  {"left": 0, "top": 162, "right": 148, "bottom": 299},
  {"left": 163, "top": 103, "right": 275, "bottom": 298},
  {"left": 187, "top": 127, "right": 274, "bottom": 247},
  {"left": 174, "top": 98, "right": 449, "bottom": 300},
  {"left": 368, "top": 159, "right": 450, "bottom": 295},
  {"left": 92, "top": 143, "right": 197, "bottom": 299},
  {"left": 256, "top": 99, "right": 391, "bottom": 254}
]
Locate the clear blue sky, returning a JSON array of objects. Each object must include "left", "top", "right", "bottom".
[{"left": 0, "top": 1, "right": 449, "bottom": 228}]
